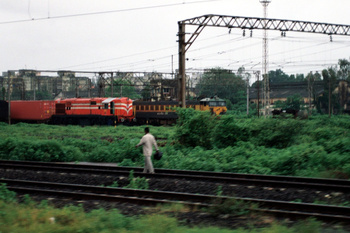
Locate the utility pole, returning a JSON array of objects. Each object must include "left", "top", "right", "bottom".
[
  {"left": 111, "top": 72, "right": 114, "bottom": 97},
  {"left": 178, "top": 22, "right": 186, "bottom": 108},
  {"left": 329, "top": 78, "right": 331, "bottom": 118},
  {"left": 171, "top": 55, "right": 174, "bottom": 79},
  {"left": 260, "top": 0, "right": 271, "bottom": 117},
  {"left": 307, "top": 73, "right": 314, "bottom": 115},
  {"left": 33, "top": 75, "right": 36, "bottom": 100},
  {"left": 255, "top": 71, "right": 261, "bottom": 117},
  {"left": 246, "top": 74, "right": 250, "bottom": 115},
  {"left": 75, "top": 76, "right": 79, "bottom": 98},
  {"left": 7, "top": 71, "right": 12, "bottom": 125},
  {"left": 88, "top": 78, "right": 91, "bottom": 98}
]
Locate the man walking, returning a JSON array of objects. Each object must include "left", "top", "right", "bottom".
[{"left": 136, "top": 127, "right": 159, "bottom": 173}]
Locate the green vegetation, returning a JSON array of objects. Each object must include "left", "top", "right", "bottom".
[
  {"left": 1, "top": 115, "right": 349, "bottom": 231},
  {"left": 105, "top": 79, "right": 141, "bottom": 100},
  {"left": 196, "top": 67, "right": 246, "bottom": 106},
  {"left": 0, "top": 199, "right": 334, "bottom": 233},
  {"left": 0, "top": 185, "right": 344, "bottom": 233},
  {"left": 0, "top": 183, "right": 16, "bottom": 203},
  {"left": 274, "top": 94, "right": 305, "bottom": 111},
  {"left": 125, "top": 170, "right": 149, "bottom": 190},
  {"left": 0, "top": 113, "right": 349, "bottom": 179},
  {"left": 208, "top": 198, "right": 257, "bottom": 217}
]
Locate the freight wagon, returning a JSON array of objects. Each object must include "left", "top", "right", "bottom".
[
  {"left": 0, "top": 96, "right": 227, "bottom": 126},
  {"left": 4, "top": 97, "right": 134, "bottom": 126},
  {"left": 10, "top": 100, "right": 55, "bottom": 123}
]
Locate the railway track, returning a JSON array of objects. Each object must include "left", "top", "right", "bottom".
[
  {"left": 1, "top": 159, "right": 350, "bottom": 192},
  {"left": 2, "top": 177, "right": 350, "bottom": 222}
]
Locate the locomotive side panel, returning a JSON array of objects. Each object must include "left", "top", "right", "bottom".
[
  {"left": 134, "top": 100, "right": 183, "bottom": 125},
  {"left": 60, "top": 98, "right": 101, "bottom": 116},
  {"left": 133, "top": 98, "right": 226, "bottom": 125},
  {"left": 52, "top": 97, "right": 134, "bottom": 125}
]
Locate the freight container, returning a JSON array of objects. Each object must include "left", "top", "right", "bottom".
[{"left": 10, "top": 100, "right": 55, "bottom": 122}]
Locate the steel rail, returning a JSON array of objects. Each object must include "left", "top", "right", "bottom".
[
  {"left": 1, "top": 160, "right": 350, "bottom": 192},
  {"left": 2, "top": 178, "right": 350, "bottom": 222}
]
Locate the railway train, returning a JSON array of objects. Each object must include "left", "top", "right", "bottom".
[
  {"left": 134, "top": 96, "right": 227, "bottom": 125},
  {"left": 0, "top": 96, "right": 227, "bottom": 126}
]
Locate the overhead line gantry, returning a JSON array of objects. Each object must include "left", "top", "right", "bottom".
[{"left": 177, "top": 14, "right": 350, "bottom": 107}]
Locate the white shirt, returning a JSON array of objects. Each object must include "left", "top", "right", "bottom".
[{"left": 137, "top": 133, "right": 158, "bottom": 157}]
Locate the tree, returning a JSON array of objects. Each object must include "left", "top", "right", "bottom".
[
  {"left": 105, "top": 79, "right": 140, "bottom": 100},
  {"left": 274, "top": 94, "right": 304, "bottom": 111},
  {"left": 196, "top": 67, "right": 246, "bottom": 105},
  {"left": 337, "top": 59, "right": 350, "bottom": 81},
  {"left": 141, "top": 84, "right": 151, "bottom": 101},
  {"left": 251, "top": 69, "right": 305, "bottom": 87},
  {"left": 269, "top": 69, "right": 291, "bottom": 83},
  {"left": 1, "top": 87, "right": 6, "bottom": 100},
  {"left": 316, "top": 68, "right": 339, "bottom": 114},
  {"left": 285, "top": 94, "right": 304, "bottom": 111}
]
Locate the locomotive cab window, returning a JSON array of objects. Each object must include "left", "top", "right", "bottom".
[
  {"left": 104, "top": 103, "right": 108, "bottom": 109},
  {"left": 209, "top": 101, "right": 217, "bottom": 107},
  {"left": 209, "top": 101, "right": 226, "bottom": 107},
  {"left": 90, "top": 101, "right": 96, "bottom": 105},
  {"left": 218, "top": 101, "right": 226, "bottom": 106}
]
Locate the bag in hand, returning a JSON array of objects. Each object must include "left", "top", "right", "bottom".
[{"left": 154, "top": 150, "right": 163, "bottom": 160}]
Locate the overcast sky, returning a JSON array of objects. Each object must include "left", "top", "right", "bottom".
[{"left": 1, "top": 0, "right": 350, "bottom": 77}]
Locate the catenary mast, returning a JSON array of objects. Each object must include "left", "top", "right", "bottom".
[{"left": 260, "top": 0, "right": 271, "bottom": 116}]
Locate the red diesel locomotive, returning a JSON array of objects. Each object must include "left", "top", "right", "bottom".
[{"left": 8, "top": 97, "right": 134, "bottom": 126}]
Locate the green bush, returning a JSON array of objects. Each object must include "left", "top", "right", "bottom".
[
  {"left": 87, "top": 146, "right": 113, "bottom": 162},
  {"left": 1, "top": 115, "right": 350, "bottom": 179},
  {"left": 0, "top": 183, "right": 16, "bottom": 203},
  {"left": 212, "top": 115, "right": 250, "bottom": 148},
  {"left": 0, "top": 138, "right": 81, "bottom": 162},
  {"left": 175, "top": 108, "right": 215, "bottom": 149},
  {"left": 249, "top": 118, "right": 305, "bottom": 148}
]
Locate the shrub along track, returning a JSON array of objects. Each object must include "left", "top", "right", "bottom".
[{"left": 0, "top": 160, "right": 350, "bottom": 228}]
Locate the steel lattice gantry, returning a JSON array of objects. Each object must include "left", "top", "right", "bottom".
[{"left": 177, "top": 14, "right": 350, "bottom": 107}]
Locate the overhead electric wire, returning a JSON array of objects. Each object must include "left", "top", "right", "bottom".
[
  {"left": 124, "top": 34, "right": 345, "bottom": 73},
  {"left": 60, "top": 32, "right": 233, "bottom": 70},
  {"left": 206, "top": 36, "right": 344, "bottom": 69},
  {"left": 67, "top": 33, "right": 243, "bottom": 71},
  {"left": 70, "top": 31, "right": 347, "bottom": 72},
  {"left": 186, "top": 35, "right": 350, "bottom": 72},
  {"left": 0, "top": 0, "right": 226, "bottom": 25},
  {"left": 112, "top": 36, "right": 350, "bottom": 73},
  {"left": 59, "top": 45, "right": 176, "bottom": 70}
]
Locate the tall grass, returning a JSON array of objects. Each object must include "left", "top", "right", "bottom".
[
  {"left": 1, "top": 115, "right": 349, "bottom": 178},
  {"left": 0, "top": 198, "right": 335, "bottom": 233}
]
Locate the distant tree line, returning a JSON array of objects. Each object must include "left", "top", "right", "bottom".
[{"left": 195, "top": 58, "right": 350, "bottom": 114}]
